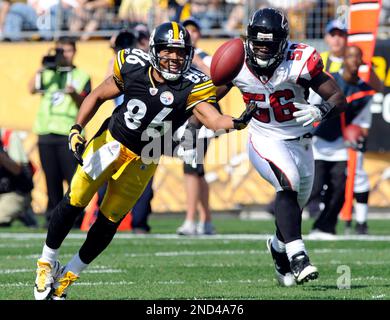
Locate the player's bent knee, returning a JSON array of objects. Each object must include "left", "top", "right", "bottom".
[
  {"left": 68, "top": 191, "right": 92, "bottom": 208},
  {"left": 99, "top": 206, "right": 128, "bottom": 223}
]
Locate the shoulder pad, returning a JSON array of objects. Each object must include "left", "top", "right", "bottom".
[
  {"left": 285, "top": 42, "right": 323, "bottom": 82},
  {"left": 113, "top": 48, "right": 151, "bottom": 81},
  {"left": 183, "top": 67, "right": 211, "bottom": 85}
]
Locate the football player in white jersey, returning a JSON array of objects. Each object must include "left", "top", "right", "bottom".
[{"left": 218, "top": 8, "right": 347, "bottom": 286}]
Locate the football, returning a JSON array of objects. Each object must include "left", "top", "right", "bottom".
[{"left": 210, "top": 38, "right": 245, "bottom": 86}]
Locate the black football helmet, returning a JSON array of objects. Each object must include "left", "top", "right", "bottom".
[
  {"left": 149, "top": 22, "right": 194, "bottom": 81},
  {"left": 246, "top": 8, "right": 289, "bottom": 70}
]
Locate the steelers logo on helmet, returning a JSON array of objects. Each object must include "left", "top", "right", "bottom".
[
  {"left": 246, "top": 7, "right": 289, "bottom": 70},
  {"left": 149, "top": 22, "right": 194, "bottom": 81}
]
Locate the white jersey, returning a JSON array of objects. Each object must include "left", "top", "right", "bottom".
[{"left": 232, "top": 41, "right": 323, "bottom": 140}]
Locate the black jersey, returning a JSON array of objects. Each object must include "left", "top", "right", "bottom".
[{"left": 109, "top": 47, "right": 217, "bottom": 156}]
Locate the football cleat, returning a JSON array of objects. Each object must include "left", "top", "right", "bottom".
[
  {"left": 52, "top": 268, "right": 79, "bottom": 300},
  {"left": 34, "top": 259, "right": 61, "bottom": 300},
  {"left": 355, "top": 222, "right": 368, "bottom": 235},
  {"left": 290, "top": 251, "right": 319, "bottom": 284},
  {"left": 197, "top": 222, "right": 216, "bottom": 235},
  {"left": 177, "top": 221, "right": 197, "bottom": 235},
  {"left": 266, "top": 238, "right": 296, "bottom": 287}
]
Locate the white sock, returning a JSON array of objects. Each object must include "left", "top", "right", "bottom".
[
  {"left": 285, "top": 239, "right": 306, "bottom": 261},
  {"left": 355, "top": 202, "right": 368, "bottom": 224},
  {"left": 271, "top": 235, "right": 286, "bottom": 253},
  {"left": 64, "top": 253, "right": 88, "bottom": 276},
  {"left": 40, "top": 244, "right": 59, "bottom": 266}
]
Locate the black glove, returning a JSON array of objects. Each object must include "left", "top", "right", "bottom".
[
  {"left": 233, "top": 100, "right": 257, "bottom": 130},
  {"left": 68, "top": 124, "right": 86, "bottom": 166}
]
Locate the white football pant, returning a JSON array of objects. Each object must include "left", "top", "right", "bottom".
[{"left": 248, "top": 131, "right": 314, "bottom": 209}]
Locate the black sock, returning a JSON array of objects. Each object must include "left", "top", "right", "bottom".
[
  {"left": 274, "top": 190, "right": 302, "bottom": 243},
  {"left": 275, "top": 223, "right": 285, "bottom": 242},
  {"left": 46, "top": 195, "right": 84, "bottom": 249},
  {"left": 79, "top": 211, "right": 121, "bottom": 264},
  {"left": 354, "top": 191, "right": 369, "bottom": 204}
]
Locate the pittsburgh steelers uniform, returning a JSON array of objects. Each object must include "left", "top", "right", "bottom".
[{"left": 68, "top": 47, "right": 217, "bottom": 222}]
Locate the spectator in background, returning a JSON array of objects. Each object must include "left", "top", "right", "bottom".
[
  {"left": 28, "top": 37, "right": 91, "bottom": 227},
  {"left": 321, "top": 19, "right": 383, "bottom": 92},
  {"left": 176, "top": 18, "right": 217, "bottom": 235},
  {"left": 308, "top": 45, "right": 375, "bottom": 238},
  {"left": 0, "top": 128, "right": 37, "bottom": 227},
  {"left": 118, "top": 0, "right": 168, "bottom": 26},
  {"left": 305, "top": 0, "right": 335, "bottom": 39},
  {"left": 190, "top": 0, "right": 225, "bottom": 31},
  {"left": 0, "top": 0, "right": 50, "bottom": 41},
  {"left": 272, "top": 0, "right": 315, "bottom": 39},
  {"left": 225, "top": 0, "right": 315, "bottom": 37},
  {"left": 168, "top": 0, "right": 191, "bottom": 22},
  {"left": 306, "top": 20, "right": 383, "bottom": 225},
  {"left": 321, "top": 19, "right": 348, "bottom": 73},
  {"left": 69, "top": 0, "right": 119, "bottom": 41}
]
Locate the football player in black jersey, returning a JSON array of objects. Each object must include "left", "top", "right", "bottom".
[{"left": 33, "top": 21, "right": 256, "bottom": 300}]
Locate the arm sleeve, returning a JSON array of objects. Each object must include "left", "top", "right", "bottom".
[
  {"left": 298, "top": 49, "right": 324, "bottom": 82},
  {"left": 186, "top": 79, "right": 217, "bottom": 111}
]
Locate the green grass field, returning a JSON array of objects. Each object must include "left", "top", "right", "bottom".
[{"left": 1, "top": 215, "right": 390, "bottom": 300}]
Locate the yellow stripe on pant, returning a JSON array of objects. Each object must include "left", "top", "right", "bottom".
[{"left": 69, "top": 129, "right": 158, "bottom": 223}]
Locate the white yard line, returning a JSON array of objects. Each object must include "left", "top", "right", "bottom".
[
  {"left": 2, "top": 248, "right": 390, "bottom": 262},
  {"left": 1, "top": 275, "right": 387, "bottom": 289},
  {"left": 0, "top": 266, "right": 124, "bottom": 274},
  {"left": 2, "top": 233, "right": 390, "bottom": 241},
  {"left": 0, "top": 278, "right": 273, "bottom": 289}
]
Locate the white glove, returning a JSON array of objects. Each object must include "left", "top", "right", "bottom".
[
  {"left": 177, "top": 145, "right": 197, "bottom": 168},
  {"left": 292, "top": 103, "right": 323, "bottom": 127}
]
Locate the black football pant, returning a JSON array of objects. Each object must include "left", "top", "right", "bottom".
[
  {"left": 38, "top": 135, "right": 77, "bottom": 223},
  {"left": 311, "top": 160, "right": 347, "bottom": 234}
]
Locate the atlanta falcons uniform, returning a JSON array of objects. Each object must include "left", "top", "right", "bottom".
[{"left": 232, "top": 41, "right": 323, "bottom": 208}]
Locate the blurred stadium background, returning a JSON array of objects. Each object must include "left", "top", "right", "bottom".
[{"left": 1, "top": 0, "right": 390, "bottom": 215}]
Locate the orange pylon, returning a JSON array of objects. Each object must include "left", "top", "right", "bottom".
[{"left": 80, "top": 193, "right": 99, "bottom": 231}]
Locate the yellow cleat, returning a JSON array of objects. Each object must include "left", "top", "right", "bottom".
[
  {"left": 52, "top": 270, "right": 79, "bottom": 300},
  {"left": 34, "top": 259, "right": 61, "bottom": 300}
]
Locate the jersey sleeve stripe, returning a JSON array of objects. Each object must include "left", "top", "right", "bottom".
[
  {"left": 186, "top": 96, "right": 217, "bottom": 110},
  {"left": 113, "top": 55, "right": 123, "bottom": 82},
  {"left": 191, "top": 82, "right": 214, "bottom": 93},
  {"left": 120, "top": 49, "right": 125, "bottom": 65},
  {"left": 193, "top": 79, "right": 213, "bottom": 89},
  {"left": 117, "top": 50, "right": 123, "bottom": 69}
]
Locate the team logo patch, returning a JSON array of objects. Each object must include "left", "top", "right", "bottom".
[{"left": 160, "top": 91, "right": 174, "bottom": 105}]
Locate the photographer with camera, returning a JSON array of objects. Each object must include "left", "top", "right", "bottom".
[
  {"left": 0, "top": 128, "right": 36, "bottom": 227},
  {"left": 28, "top": 37, "right": 91, "bottom": 227}
]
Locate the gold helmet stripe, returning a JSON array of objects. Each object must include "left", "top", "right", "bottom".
[{"left": 171, "top": 21, "right": 179, "bottom": 40}]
